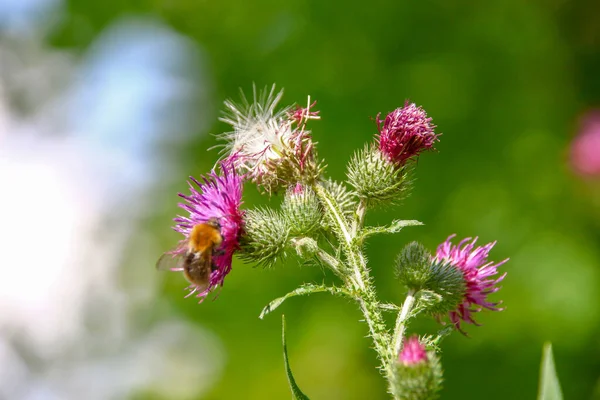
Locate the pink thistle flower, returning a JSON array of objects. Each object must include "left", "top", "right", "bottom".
[
  {"left": 433, "top": 235, "right": 508, "bottom": 332},
  {"left": 292, "top": 182, "right": 305, "bottom": 195},
  {"left": 570, "top": 110, "right": 600, "bottom": 177},
  {"left": 171, "top": 161, "right": 245, "bottom": 300},
  {"left": 399, "top": 336, "right": 427, "bottom": 366},
  {"left": 377, "top": 101, "right": 438, "bottom": 165}
]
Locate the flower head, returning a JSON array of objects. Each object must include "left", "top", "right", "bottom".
[
  {"left": 399, "top": 336, "right": 427, "bottom": 366},
  {"left": 393, "top": 336, "right": 443, "bottom": 399},
  {"left": 219, "top": 85, "right": 322, "bottom": 193},
  {"left": 172, "top": 161, "right": 244, "bottom": 300},
  {"left": 281, "top": 184, "right": 322, "bottom": 237},
  {"left": 433, "top": 235, "right": 508, "bottom": 332},
  {"left": 377, "top": 101, "right": 438, "bottom": 165}
]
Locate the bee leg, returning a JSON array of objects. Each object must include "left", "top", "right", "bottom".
[{"left": 213, "top": 249, "right": 225, "bottom": 256}]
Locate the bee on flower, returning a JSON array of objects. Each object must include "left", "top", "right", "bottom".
[
  {"left": 155, "top": 83, "right": 511, "bottom": 400},
  {"left": 157, "top": 161, "right": 245, "bottom": 301}
]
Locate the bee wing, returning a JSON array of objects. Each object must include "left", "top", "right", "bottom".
[{"left": 156, "top": 252, "right": 185, "bottom": 271}]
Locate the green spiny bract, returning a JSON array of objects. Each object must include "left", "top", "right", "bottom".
[
  {"left": 395, "top": 242, "right": 435, "bottom": 289},
  {"left": 281, "top": 185, "right": 322, "bottom": 237},
  {"left": 240, "top": 208, "right": 289, "bottom": 268},
  {"left": 392, "top": 352, "right": 443, "bottom": 400},
  {"left": 415, "top": 262, "right": 465, "bottom": 315},
  {"left": 395, "top": 242, "right": 465, "bottom": 315},
  {"left": 255, "top": 144, "right": 325, "bottom": 195},
  {"left": 347, "top": 144, "right": 411, "bottom": 205}
]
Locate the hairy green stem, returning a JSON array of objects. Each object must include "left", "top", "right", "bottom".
[
  {"left": 392, "top": 290, "right": 416, "bottom": 357},
  {"left": 314, "top": 184, "right": 366, "bottom": 290},
  {"left": 351, "top": 198, "right": 367, "bottom": 237},
  {"left": 314, "top": 184, "right": 352, "bottom": 244},
  {"left": 357, "top": 289, "right": 396, "bottom": 387},
  {"left": 315, "top": 247, "right": 342, "bottom": 274},
  {"left": 315, "top": 183, "right": 402, "bottom": 397}
]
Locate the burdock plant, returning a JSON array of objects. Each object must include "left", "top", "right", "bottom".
[{"left": 160, "top": 84, "right": 508, "bottom": 399}]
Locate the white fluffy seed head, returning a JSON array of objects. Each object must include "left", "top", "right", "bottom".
[
  {"left": 220, "top": 85, "right": 292, "bottom": 173},
  {"left": 218, "top": 84, "right": 323, "bottom": 194}
]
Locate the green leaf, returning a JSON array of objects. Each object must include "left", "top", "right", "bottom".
[
  {"left": 378, "top": 303, "right": 401, "bottom": 312},
  {"left": 360, "top": 219, "right": 423, "bottom": 241},
  {"left": 419, "top": 326, "right": 454, "bottom": 352},
  {"left": 259, "top": 283, "right": 352, "bottom": 319},
  {"left": 537, "top": 342, "right": 563, "bottom": 400},
  {"left": 282, "top": 315, "right": 310, "bottom": 400},
  {"left": 387, "top": 219, "right": 424, "bottom": 232}
]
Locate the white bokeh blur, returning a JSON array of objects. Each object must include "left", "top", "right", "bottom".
[{"left": 0, "top": 2, "right": 223, "bottom": 399}]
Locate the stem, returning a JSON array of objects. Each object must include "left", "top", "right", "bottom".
[
  {"left": 314, "top": 184, "right": 366, "bottom": 290},
  {"left": 392, "top": 290, "right": 416, "bottom": 357},
  {"left": 315, "top": 183, "right": 399, "bottom": 395},
  {"left": 315, "top": 248, "right": 342, "bottom": 274},
  {"left": 357, "top": 290, "right": 396, "bottom": 385},
  {"left": 351, "top": 198, "right": 367, "bottom": 237},
  {"left": 314, "top": 184, "right": 352, "bottom": 244}
]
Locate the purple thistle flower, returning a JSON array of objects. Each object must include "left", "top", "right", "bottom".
[
  {"left": 433, "top": 235, "right": 508, "bottom": 332},
  {"left": 289, "top": 100, "right": 320, "bottom": 124},
  {"left": 172, "top": 161, "right": 245, "bottom": 300},
  {"left": 291, "top": 182, "right": 305, "bottom": 195},
  {"left": 377, "top": 101, "right": 438, "bottom": 165},
  {"left": 399, "top": 336, "right": 427, "bottom": 365}
]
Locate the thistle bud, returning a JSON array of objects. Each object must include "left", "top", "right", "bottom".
[
  {"left": 240, "top": 208, "right": 289, "bottom": 268},
  {"left": 281, "top": 184, "right": 322, "bottom": 237},
  {"left": 346, "top": 144, "right": 411, "bottom": 205},
  {"left": 348, "top": 102, "right": 437, "bottom": 205},
  {"left": 395, "top": 242, "right": 465, "bottom": 315},
  {"left": 393, "top": 336, "right": 443, "bottom": 400}
]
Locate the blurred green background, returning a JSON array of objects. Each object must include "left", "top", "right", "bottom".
[{"left": 2, "top": 0, "right": 600, "bottom": 399}]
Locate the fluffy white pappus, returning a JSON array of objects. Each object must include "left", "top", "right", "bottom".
[{"left": 218, "top": 84, "right": 295, "bottom": 175}]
